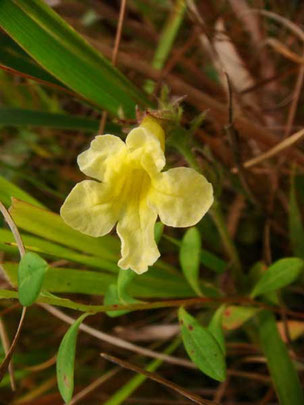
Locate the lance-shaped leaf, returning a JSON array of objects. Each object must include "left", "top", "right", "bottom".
[
  {"left": 178, "top": 307, "right": 226, "bottom": 381},
  {"left": 18, "top": 252, "right": 48, "bottom": 306},
  {"left": 0, "top": 0, "right": 151, "bottom": 117}
]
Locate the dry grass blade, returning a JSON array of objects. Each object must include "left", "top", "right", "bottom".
[
  {"left": 0, "top": 319, "right": 16, "bottom": 390},
  {"left": 41, "top": 304, "right": 195, "bottom": 368},
  {"left": 0, "top": 201, "right": 27, "bottom": 385},
  {"left": 100, "top": 353, "right": 218, "bottom": 405},
  {"left": 265, "top": 38, "right": 304, "bottom": 64},
  {"left": 232, "top": 128, "right": 304, "bottom": 172},
  {"left": 0, "top": 307, "right": 26, "bottom": 383},
  {"left": 69, "top": 368, "right": 119, "bottom": 405}
]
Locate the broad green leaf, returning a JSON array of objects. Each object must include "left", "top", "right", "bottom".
[
  {"left": 0, "top": 0, "right": 150, "bottom": 117},
  {"left": 251, "top": 258, "right": 304, "bottom": 298},
  {"left": 180, "top": 227, "right": 202, "bottom": 296},
  {"left": 56, "top": 313, "right": 89, "bottom": 403},
  {"left": 222, "top": 306, "right": 259, "bottom": 330},
  {"left": 208, "top": 305, "right": 226, "bottom": 354},
  {"left": 18, "top": 252, "right": 48, "bottom": 306},
  {"left": 178, "top": 307, "right": 226, "bottom": 381},
  {"left": 258, "top": 310, "right": 304, "bottom": 405},
  {"left": 0, "top": 175, "right": 43, "bottom": 208},
  {"left": 0, "top": 108, "right": 119, "bottom": 134},
  {"left": 289, "top": 173, "right": 304, "bottom": 259}
]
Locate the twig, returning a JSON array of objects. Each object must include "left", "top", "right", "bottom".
[
  {"left": 100, "top": 353, "right": 218, "bottom": 405},
  {"left": 98, "top": 0, "right": 127, "bottom": 134},
  {"left": 0, "top": 202, "right": 27, "bottom": 385},
  {"left": 0, "top": 201, "right": 25, "bottom": 258},
  {"left": 0, "top": 319, "right": 16, "bottom": 390},
  {"left": 0, "top": 307, "right": 26, "bottom": 383},
  {"left": 40, "top": 304, "right": 195, "bottom": 368},
  {"left": 232, "top": 127, "right": 304, "bottom": 172},
  {"left": 69, "top": 368, "right": 119, "bottom": 405}
]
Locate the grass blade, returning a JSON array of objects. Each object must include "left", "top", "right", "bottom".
[
  {"left": 0, "top": 0, "right": 150, "bottom": 116},
  {"left": 258, "top": 310, "right": 304, "bottom": 405}
]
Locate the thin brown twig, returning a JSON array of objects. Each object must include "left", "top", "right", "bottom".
[
  {"left": 40, "top": 304, "right": 195, "bottom": 369},
  {"left": 69, "top": 368, "right": 119, "bottom": 405},
  {"left": 0, "top": 319, "right": 16, "bottom": 390},
  {"left": 0, "top": 202, "right": 27, "bottom": 386},
  {"left": 100, "top": 353, "right": 218, "bottom": 405},
  {"left": 98, "top": 0, "right": 127, "bottom": 134},
  {"left": 0, "top": 202, "right": 25, "bottom": 258}
]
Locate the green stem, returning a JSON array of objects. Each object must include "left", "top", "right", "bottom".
[
  {"left": 171, "top": 131, "right": 243, "bottom": 287},
  {"left": 144, "top": 0, "right": 186, "bottom": 94},
  {"left": 210, "top": 201, "right": 243, "bottom": 286}
]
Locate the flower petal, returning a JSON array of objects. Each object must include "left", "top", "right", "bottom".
[
  {"left": 149, "top": 167, "right": 214, "bottom": 227},
  {"left": 117, "top": 204, "right": 159, "bottom": 274},
  {"left": 77, "top": 135, "right": 126, "bottom": 181},
  {"left": 126, "top": 127, "right": 165, "bottom": 174},
  {"left": 60, "top": 180, "right": 119, "bottom": 237}
]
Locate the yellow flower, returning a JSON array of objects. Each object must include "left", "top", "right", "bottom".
[{"left": 60, "top": 117, "right": 214, "bottom": 274}]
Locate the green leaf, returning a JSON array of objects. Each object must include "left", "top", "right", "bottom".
[
  {"left": 289, "top": 172, "right": 304, "bottom": 259},
  {"left": 0, "top": 32, "right": 64, "bottom": 87},
  {"left": 208, "top": 305, "right": 226, "bottom": 354},
  {"left": 0, "top": 0, "right": 150, "bottom": 117},
  {"left": 2, "top": 262, "right": 197, "bottom": 299},
  {"left": 0, "top": 108, "right": 119, "bottom": 134},
  {"left": 251, "top": 258, "right": 304, "bottom": 298},
  {"left": 154, "top": 222, "right": 164, "bottom": 244},
  {"left": 180, "top": 227, "right": 202, "bottom": 296},
  {"left": 178, "top": 307, "right": 226, "bottom": 381},
  {"left": 104, "top": 284, "right": 136, "bottom": 318},
  {"left": 222, "top": 306, "right": 259, "bottom": 330},
  {"left": 117, "top": 269, "right": 136, "bottom": 302},
  {"left": 18, "top": 252, "right": 48, "bottom": 306},
  {"left": 105, "top": 269, "right": 140, "bottom": 317},
  {"left": 258, "top": 310, "right": 304, "bottom": 405},
  {"left": 0, "top": 175, "right": 43, "bottom": 208},
  {"left": 56, "top": 313, "right": 89, "bottom": 403}
]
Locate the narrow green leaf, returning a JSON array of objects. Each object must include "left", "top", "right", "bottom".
[
  {"left": 0, "top": 0, "right": 150, "bottom": 116},
  {"left": 56, "top": 313, "right": 89, "bottom": 403},
  {"left": 0, "top": 175, "right": 43, "bottom": 208},
  {"left": 258, "top": 310, "right": 304, "bottom": 405},
  {"left": 289, "top": 172, "right": 304, "bottom": 259},
  {"left": 208, "top": 305, "right": 226, "bottom": 354},
  {"left": 104, "top": 284, "right": 136, "bottom": 318},
  {"left": 251, "top": 258, "right": 304, "bottom": 298},
  {"left": 9, "top": 199, "right": 119, "bottom": 261},
  {"left": 117, "top": 269, "right": 136, "bottom": 302},
  {"left": 0, "top": 108, "right": 119, "bottom": 134},
  {"left": 18, "top": 252, "right": 48, "bottom": 306},
  {"left": 178, "top": 307, "right": 226, "bottom": 381},
  {"left": 180, "top": 227, "right": 202, "bottom": 296},
  {"left": 3, "top": 262, "right": 197, "bottom": 299},
  {"left": 0, "top": 32, "right": 64, "bottom": 87},
  {"left": 105, "top": 269, "right": 140, "bottom": 317}
]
